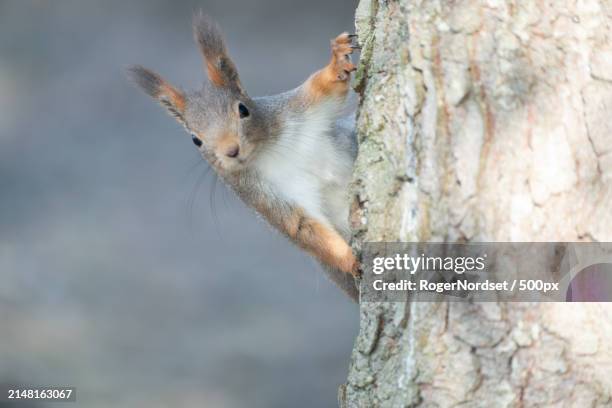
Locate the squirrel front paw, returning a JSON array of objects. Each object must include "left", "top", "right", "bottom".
[
  {"left": 342, "top": 250, "right": 362, "bottom": 278},
  {"left": 350, "top": 258, "right": 362, "bottom": 278},
  {"left": 303, "top": 32, "right": 359, "bottom": 101},
  {"left": 330, "top": 33, "right": 358, "bottom": 82}
]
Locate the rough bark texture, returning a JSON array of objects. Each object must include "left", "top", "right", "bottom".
[{"left": 341, "top": 0, "right": 612, "bottom": 407}]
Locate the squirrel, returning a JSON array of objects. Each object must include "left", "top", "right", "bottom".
[{"left": 128, "top": 13, "right": 360, "bottom": 301}]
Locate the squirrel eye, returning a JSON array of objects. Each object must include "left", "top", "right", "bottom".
[
  {"left": 192, "top": 135, "right": 203, "bottom": 147},
  {"left": 238, "top": 103, "right": 250, "bottom": 119}
]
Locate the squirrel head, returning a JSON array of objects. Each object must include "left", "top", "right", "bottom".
[{"left": 128, "top": 13, "right": 266, "bottom": 175}]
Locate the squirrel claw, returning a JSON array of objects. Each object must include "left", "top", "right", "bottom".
[
  {"left": 330, "top": 32, "right": 357, "bottom": 81},
  {"left": 350, "top": 260, "right": 362, "bottom": 278}
]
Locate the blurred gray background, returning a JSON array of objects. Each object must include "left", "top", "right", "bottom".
[{"left": 0, "top": 1, "right": 358, "bottom": 407}]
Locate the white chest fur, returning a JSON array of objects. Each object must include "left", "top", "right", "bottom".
[{"left": 254, "top": 102, "right": 353, "bottom": 236}]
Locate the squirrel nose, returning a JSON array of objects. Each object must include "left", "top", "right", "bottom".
[{"left": 226, "top": 145, "right": 240, "bottom": 158}]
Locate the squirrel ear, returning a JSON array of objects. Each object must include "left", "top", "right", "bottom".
[
  {"left": 193, "top": 12, "right": 243, "bottom": 93},
  {"left": 127, "top": 65, "right": 187, "bottom": 126}
]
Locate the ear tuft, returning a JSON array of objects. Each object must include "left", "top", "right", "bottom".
[
  {"left": 192, "top": 12, "right": 243, "bottom": 92},
  {"left": 127, "top": 65, "right": 187, "bottom": 125},
  {"left": 127, "top": 65, "right": 163, "bottom": 98},
  {"left": 193, "top": 12, "right": 227, "bottom": 61}
]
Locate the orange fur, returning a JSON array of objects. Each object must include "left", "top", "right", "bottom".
[
  {"left": 216, "top": 132, "right": 240, "bottom": 155},
  {"left": 206, "top": 60, "right": 226, "bottom": 87},
  {"left": 160, "top": 83, "right": 186, "bottom": 113},
  {"left": 284, "top": 209, "right": 359, "bottom": 276},
  {"left": 304, "top": 33, "right": 356, "bottom": 104},
  {"left": 246, "top": 195, "right": 358, "bottom": 276}
]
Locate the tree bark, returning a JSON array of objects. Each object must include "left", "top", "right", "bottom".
[{"left": 342, "top": 0, "right": 612, "bottom": 406}]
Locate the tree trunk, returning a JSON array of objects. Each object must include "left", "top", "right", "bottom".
[{"left": 341, "top": 0, "right": 612, "bottom": 406}]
